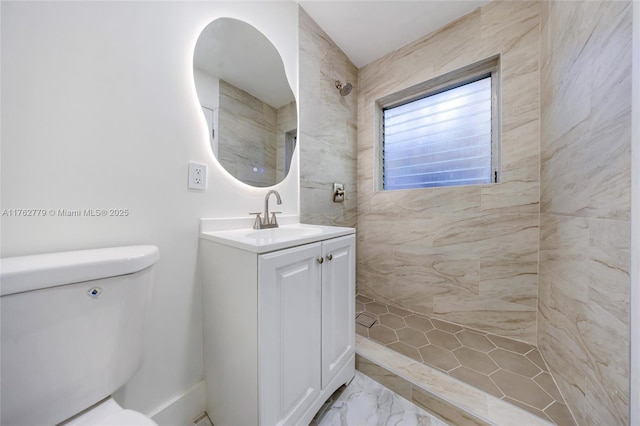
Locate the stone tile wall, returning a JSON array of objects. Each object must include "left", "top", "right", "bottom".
[
  {"left": 356, "top": 1, "right": 541, "bottom": 343},
  {"left": 218, "top": 80, "right": 278, "bottom": 187},
  {"left": 299, "top": 8, "right": 358, "bottom": 227},
  {"left": 538, "top": 1, "right": 632, "bottom": 424},
  {"left": 276, "top": 101, "right": 297, "bottom": 182}
]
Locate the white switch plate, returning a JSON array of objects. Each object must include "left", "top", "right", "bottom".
[{"left": 188, "top": 162, "right": 207, "bottom": 190}]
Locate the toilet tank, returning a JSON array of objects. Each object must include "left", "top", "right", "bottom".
[{"left": 0, "top": 245, "right": 160, "bottom": 426}]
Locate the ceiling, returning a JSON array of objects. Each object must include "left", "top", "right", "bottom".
[
  {"left": 297, "top": 0, "right": 490, "bottom": 68},
  {"left": 192, "top": 1, "right": 489, "bottom": 108}
]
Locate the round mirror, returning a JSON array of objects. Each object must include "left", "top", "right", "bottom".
[{"left": 193, "top": 18, "right": 297, "bottom": 187}]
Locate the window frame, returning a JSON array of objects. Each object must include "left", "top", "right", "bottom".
[{"left": 374, "top": 55, "right": 502, "bottom": 191}]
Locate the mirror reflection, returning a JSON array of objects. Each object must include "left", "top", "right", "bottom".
[{"left": 193, "top": 18, "right": 297, "bottom": 187}]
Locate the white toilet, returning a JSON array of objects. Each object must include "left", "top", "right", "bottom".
[{"left": 0, "top": 245, "right": 160, "bottom": 426}]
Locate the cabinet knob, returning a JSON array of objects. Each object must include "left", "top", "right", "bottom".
[
  {"left": 326, "top": 254, "right": 333, "bottom": 261},
  {"left": 317, "top": 257, "right": 324, "bottom": 264}
]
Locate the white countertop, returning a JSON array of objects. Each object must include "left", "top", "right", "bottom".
[{"left": 200, "top": 223, "right": 355, "bottom": 254}]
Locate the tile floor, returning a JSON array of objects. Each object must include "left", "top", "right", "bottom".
[
  {"left": 192, "top": 413, "right": 213, "bottom": 426},
  {"left": 311, "top": 371, "right": 447, "bottom": 426},
  {"left": 355, "top": 295, "right": 575, "bottom": 426},
  {"left": 197, "top": 372, "right": 438, "bottom": 426}
]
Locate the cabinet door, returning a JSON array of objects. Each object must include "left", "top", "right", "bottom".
[
  {"left": 258, "top": 243, "right": 322, "bottom": 426},
  {"left": 321, "top": 235, "right": 355, "bottom": 388}
]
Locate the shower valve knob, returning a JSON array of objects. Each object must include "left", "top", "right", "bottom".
[{"left": 333, "top": 183, "right": 345, "bottom": 203}]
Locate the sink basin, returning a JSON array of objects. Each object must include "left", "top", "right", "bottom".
[
  {"left": 200, "top": 223, "right": 355, "bottom": 253},
  {"left": 245, "top": 227, "right": 323, "bottom": 240}
]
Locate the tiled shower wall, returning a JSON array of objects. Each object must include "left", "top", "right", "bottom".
[
  {"left": 217, "top": 80, "right": 297, "bottom": 187},
  {"left": 356, "top": 1, "right": 541, "bottom": 344},
  {"left": 299, "top": 8, "right": 358, "bottom": 228},
  {"left": 538, "top": 1, "right": 632, "bottom": 424},
  {"left": 218, "top": 80, "right": 277, "bottom": 187}
]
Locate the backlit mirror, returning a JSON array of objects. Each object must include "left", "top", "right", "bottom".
[{"left": 193, "top": 18, "right": 297, "bottom": 187}]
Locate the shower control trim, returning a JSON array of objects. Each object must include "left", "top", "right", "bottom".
[{"left": 333, "top": 183, "right": 345, "bottom": 203}]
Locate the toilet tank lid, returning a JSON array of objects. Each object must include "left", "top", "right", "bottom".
[{"left": 0, "top": 245, "right": 160, "bottom": 296}]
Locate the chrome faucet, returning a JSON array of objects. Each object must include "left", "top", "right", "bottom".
[{"left": 250, "top": 190, "right": 282, "bottom": 229}]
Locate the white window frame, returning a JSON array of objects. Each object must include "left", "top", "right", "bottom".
[{"left": 374, "top": 55, "right": 502, "bottom": 191}]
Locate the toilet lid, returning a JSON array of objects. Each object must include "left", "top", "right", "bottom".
[{"left": 97, "top": 409, "right": 158, "bottom": 426}]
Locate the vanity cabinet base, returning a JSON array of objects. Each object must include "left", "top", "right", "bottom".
[
  {"left": 299, "top": 354, "right": 355, "bottom": 425},
  {"left": 200, "top": 233, "right": 355, "bottom": 426}
]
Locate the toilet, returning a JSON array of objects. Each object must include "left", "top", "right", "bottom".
[{"left": 0, "top": 245, "right": 160, "bottom": 426}]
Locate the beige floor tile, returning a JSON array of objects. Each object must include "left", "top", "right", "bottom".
[
  {"left": 397, "top": 327, "right": 429, "bottom": 348},
  {"left": 378, "top": 313, "right": 406, "bottom": 330},
  {"left": 449, "top": 366, "right": 504, "bottom": 398},
  {"left": 534, "top": 372, "right": 563, "bottom": 401},
  {"left": 365, "top": 301, "right": 390, "bottom": 315},
  {"left": 431, "top": 318, "right": 464, "bottom": 333},
  {"left": 355, "top": 296, "right": 572, "bottom": 425},
  {"left": 388, "top": 305, "right": 413, "bottom": 317},
  {"left": 456, "top": 330, "right": 497, "bottom": 352},
  {"left": 356, "top": 294, "right": 374, "bottom": 304},
  {"left": 487, "top": 334, "right": 534, "bottom": 354},
  {"left": 426, "top": 329, "right": 462, "bottom": 350},
  {"left": 453, "top": 347, "right": 500, "bottom": 374},
  {"left": 419, "top": 345, "right": 461, "bottom": 372},
  {"left": 488, "top": 348, "right": 542, "bottom": 377},
  {"left": 544, "top": 401, "right": 576, "bottom": 426},
  {"left": 491, "top": 370, "right": 554, "bottom": 410},
  {"left": 368, "top": 324, "right": 398, "bottom": 345},
  {"left": 405, "top": 314, "right": 434, "bottom": 331},
  {"left": 355, "top": 323, "right": 370, "bottom": 338},
  {"left": 526, "top": 349, "right": 549, "bottom": 372}
]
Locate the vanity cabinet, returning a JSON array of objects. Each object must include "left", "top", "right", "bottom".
[
  {"left": 200, "top": 231, "right": 355, "bottom": 426},
  {"left": 259, "top": 242, "right": 322, "bottom": 426}
]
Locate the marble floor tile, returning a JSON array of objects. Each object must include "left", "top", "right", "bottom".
[{"left": 312, "top": 371, "right": 446, "bottom": 426}]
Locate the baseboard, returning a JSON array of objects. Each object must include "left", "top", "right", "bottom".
[{"left": 148, "top": 380, "right": 206, "bottom": 426}]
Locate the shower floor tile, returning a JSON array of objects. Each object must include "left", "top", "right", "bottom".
[{"left": 355, "top": 296, "right": 576, "bottom": 426}]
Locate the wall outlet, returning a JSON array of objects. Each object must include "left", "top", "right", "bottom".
[{"left": 188, "top": 162, "right": 207, "bottom": 190}]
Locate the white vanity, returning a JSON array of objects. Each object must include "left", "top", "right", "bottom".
[{"left": 199, "top": 223, "right": 356, "bottom": 426}]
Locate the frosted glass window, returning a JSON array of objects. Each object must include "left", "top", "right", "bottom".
[{"left": 382, "top": 76, "right": 496, "bottom": 190}]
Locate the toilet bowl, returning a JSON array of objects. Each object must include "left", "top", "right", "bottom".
[{"left": 0, "top": 245, "right": 160, "bottom": 426}]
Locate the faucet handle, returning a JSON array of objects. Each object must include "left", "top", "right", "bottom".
[
  {"left": 249, "top": 212, "right": 263, "bottom": 229},
  {"left": 269, "top": 212, "right": 282, "bottom": 226}
]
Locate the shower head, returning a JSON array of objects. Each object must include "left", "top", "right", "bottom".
[{"left": 335, "top": 80, "right": 353, "bottom": 96}]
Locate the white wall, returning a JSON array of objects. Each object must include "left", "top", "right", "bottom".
[{"left": 0, "top": 0, "right": 299, "bottom": 421}]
